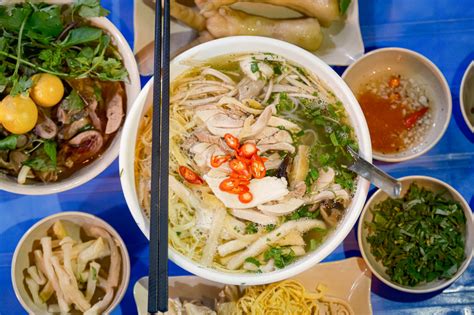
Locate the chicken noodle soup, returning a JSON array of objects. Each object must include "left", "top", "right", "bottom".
[{"left": 135, "top": 53, "right": 358, "bottom": 272}]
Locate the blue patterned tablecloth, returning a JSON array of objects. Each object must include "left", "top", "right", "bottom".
[{"left": 0, "top": 0, "right": 473, "bottom": 314}]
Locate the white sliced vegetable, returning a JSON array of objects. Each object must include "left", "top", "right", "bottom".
[
  {"left": 85, "top": 262, "right": 101, "bottom": 302},
  {"left": 231, "top": 209, "right": 278, "bottom": 226},
  {"left": 27, "top": 266, "right": 46, "bottom": 285},
  {"left": 77, "top": 237, "right": 110, "bottom": 276},
  {"left": 50, "top": 256, "right": 91, "bottom": 312},
  {"left": 84, "top": 226, "right": 121, "bottom": 288},
  {"left": 290, "top": 246, "right": 306, "bottom": 256},
  {"left": 25, "top": 276, "right": 46, "bottom": 309},
  {"left": 53, "top": 220, "right": 81, "bottom": 243},
  {"left": 41, "top": 237, "right": 70, "bottom": 312},
  {"left": 40, "top": 281, "right": 54, "bottom": 303},
  {"left": 218, "top": 238, "right": 254, "bottom": 257},
  {"left": 60, "top": 237, "right": 76, "bottom": 281},
  {"left": 84, "top": 284, "right": 114, "bottom": 315}
]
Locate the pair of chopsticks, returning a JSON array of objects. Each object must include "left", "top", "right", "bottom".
[{"left": 148, "top": 0, "right": 171, "bottom": 313}]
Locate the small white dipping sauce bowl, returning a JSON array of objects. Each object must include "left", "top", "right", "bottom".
[
  {"left": 343, "top": 48, "right": 452, "bottom": 162},
  {"left": 358, "top": 176, "right": 473, "bottom": 293},
  {"left": 460, "top": 61, "right": 474, "bottom": 133},
  {"left": 11, "top": 211, "right": 131, "bottom": 314},
  {"left": 0, "top": 17, "right": 140, "bottom": 195},
  {"left": 120, "top": 36, "right": 372, "bottom": 285}
]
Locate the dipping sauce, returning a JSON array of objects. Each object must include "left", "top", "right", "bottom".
[{"left": 357, "top": 74, "right": 432, "bottom": 154}]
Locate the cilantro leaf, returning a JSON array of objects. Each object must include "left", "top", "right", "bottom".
[
  {"left": 23, "top": 157, "right": 55, "bottom": 172},
  {"left": 0, "top": 135, "right": 18, "bottom": 150},
  {"left": 60, "top": 26, "right": 103, "bottom": 47},
  {"left": 245, "top": 257, "right": 261, "bottom": 267},
  {"left": 74, "top": 0, "right": 110, "bottom": 18},
  {"left": 339, "top": 0, "right": 351, "bottom": 15},
  {"left": 43, "top": 140, "right": 57, "bottom": 166},
  {"left": 250, "top": 62, "right": 259, "bottom": 73},
  {"left": 264, "top": 246, "right": 296, "bottom": 269},
  {"left": 10, "top": 76, "right": 32, "bottom": 96},
  {"left": 61, "top": 90, "right": 85, "bottom": 111},
  {"left": 245, "top": 222, "right": 258, "bottom": 234}
]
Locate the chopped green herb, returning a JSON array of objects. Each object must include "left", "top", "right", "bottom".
[
  {"left": 339, "top": 0, "right": 352, "bottom": 15},
  {"left": 245, "top": 257, "right": 261, "bottom": 267},
  {"left": 276, "top": 92, "right": 294, "bottom": 113},
  {"left": 265, "top": 224, "right": 276, "bottom": 232},
  {"left": 366, "top": 183, "right": 466, "bottom": 287},
  {"left": 245, "top": 222, "right": 258, "bottom": 234},
  {"left": 0, "top": 135, "right": 18, "bottom": 150},
  {"left": 250, "top": 62, "right": 259, "bottom": 73},
  {"left": 264, "top": 246, "right": 296, "bottom": 269},
  {"left": 43, "top": 140, "right": 57, "bottom": 166},
  {"left": 286, "top": 205, "right": 319, "bottom": 221}
]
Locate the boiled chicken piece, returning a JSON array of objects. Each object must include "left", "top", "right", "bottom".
[
  {"left": 239, "top": 104, "right": 274, "bottom": 139},
  {"left": 254, "top": 127, "right": 279, "bottom": 140},
  {"left": 237, "top": 77, "right": 265, "bottom": 100},
  {"left": 305, "top": 188, "right": 350, "bottom": 205},
  {"left": 231, "top": 209, "right": 278, "bottom": 225},
  {"left": 196, "top": 109, "right": 222, "bottom": 123},
  {"left": 203, "top": 0, "right": 340, "bottom": 27},
  {"left": 313, "top": 167, "right": 335, "bottom": 191},
  {"left": 203, "top": 175, "right": 289, "bottom": 209},
  {"left": 257, "top": 130, "right": 292, "bottom": 145},
  {"left": 288, "top": 181, "right": 307, "bottom": 198},
  {"left": 257, "top": 198, "right": 304, "bottom": 216},
  {"left": 240, "top": 58, "right": 274, "bottom": 81},
  {"left": 193, "top": 130, "right": 231, "bottom": 153},
  {"left": 258, "top": 142, "right": 295, "bottom": 154},
  {"left": 263, "top": 153, "right": 282, "bottom": 170},
  {"left": 206, "top": 7, "right": 323, "bottom": 51},
  {"left": 268, "top": 116, "right": 302, "bottom": 132}
]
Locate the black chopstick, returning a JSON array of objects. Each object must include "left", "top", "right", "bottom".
[{"left": 148, "top": 0, "right": 170, "bottom": 313}]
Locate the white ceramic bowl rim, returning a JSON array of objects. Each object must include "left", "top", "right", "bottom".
[
  {"left": 358, "top": 175, "right": 474, "bottom": 293},
  {"left": 120, "top": 36, "right": 372, "bottom": 285},
  {"left": 11, "top": 211, "right": 131, "bottom": 313},
  {"left": 342, "top": 47, "right": 452, "bottom": 163},
  {"left": 0, "top": 17, "right": 141, "bottom": 195},
  {"left": 460, "top": 61, "right": 474, "bottom": 133}
]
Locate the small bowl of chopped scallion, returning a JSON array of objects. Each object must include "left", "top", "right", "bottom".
[{"left": 358, "top": 176, "right": 473, "bottom": 293}]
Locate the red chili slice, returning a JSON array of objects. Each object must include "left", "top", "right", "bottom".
[
  {"left": 230, "top": 171, "right": 251, "bottom": 182},
  {"left": 210, "top": 154, "right": 231, "bottom": 168},
  {"left": 250, "top": 159, "right": 266, "bottom": 179},
  {"left": 238, "top": 191, "right": 253, "bottom": 203},
  {"left": 224, "top": 133, "right": 240, "bottom": 150},
  {"left": 219, "top": 178, "right": 249, "bottom": 194},
  {"left": 229, "top": 159, "right": 248, "bottom": 173},
  {"left": 404, "top": 107, "right": 429, "bottom": 129},
  {"left": 239, "top": 143, "right": 258, "bottom": 158},
  {"left": 179, "top": 166, "right": 204, "bottom": 185}
]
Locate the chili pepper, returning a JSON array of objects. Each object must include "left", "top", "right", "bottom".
[
  {"left": 238, "top": 191, "right": 253, "bottom": 203},
  {"left": 179, "top": 166, "right": 204, "bottom": 185},
  {"left": 210, "top": 154, "right": 231, "bottom": 168},
  {"left": 404, "top": 107, "right": 428, "bottom": 129},
  {"left": 250, "top": 159, "right": 266, "bottom": 179},
  {"left": 229, "top": 158, "right": 248, "bottom": 173},
  {"left": 224, "top": 133, "right": 240, "bottom": 150},
  {"left": 239, "top": 143, "right": 258, "bottom": 158}
]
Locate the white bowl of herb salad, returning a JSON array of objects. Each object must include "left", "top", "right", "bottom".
[
  {"left": 0, "top": 1, "right": 140, "bottom": 195},
  {"left": 358, "top": 176, "right": 474, "bottom": 293}
]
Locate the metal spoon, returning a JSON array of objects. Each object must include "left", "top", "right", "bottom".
[{"left": 346, "top": 146, "right": 402, "bottom": 198}]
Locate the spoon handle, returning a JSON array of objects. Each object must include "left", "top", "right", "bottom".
[{"left": 346, "top": 146, "right": 402, "bottom": 198}]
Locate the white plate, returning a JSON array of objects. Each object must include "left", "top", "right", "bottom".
[
  {"left": 133, "top": 257, "right": 373, "bottom": 315},
  {"left": 133, "top": 0, "right": 364, "bottom": 66}
]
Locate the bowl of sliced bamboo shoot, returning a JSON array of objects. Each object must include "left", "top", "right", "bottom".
[{"left": 11, "top": 212, "right": 130, "bottom": 315}]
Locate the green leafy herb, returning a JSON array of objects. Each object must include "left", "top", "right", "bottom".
[
  {"left": 0, "top": 135, "right": 18, "bottom": 150},
  {"left": 365, "top": 183, "right": 466, "bottom": 287},
  {"left": 245, "top": 257, "right": 261, "bottom": 267},
  {"left": 91, "top": 266, "right": 97, "bottom": 281},
  {"left": 265, "top": 224, "right": 276, "bottom": 232},
  {"left": 264, "top": 246, "right": 296, "bottom": 269},
  {"left": 273, "top": 64, "right": 282, "bottom": 75},
  {"left": 10, "top": 76, "right": 32, "bottom": 96},
  {"left": 74, "top": 0, "right": 110, "bottom": 18},
  {"left": 43, "top": 140, "right": 57, "bottom": 166},
  {"left": 245, "top": 222, "right": 258, "bottom": 234},
  {"left": 304, "top": 168, "right": 319, "bottom": 188},
  {"left": 23, "top": 156, "right": 55, "bottom": 172},
  {"left": 61, "top": 90, "right": 85, "bottom": 111},
  {"left": 250, "top": 62, "right": 259, "bottom": 73},
  {"left": 339, "top": 0, "right": 352, "bottom": 15},
  {"left": 60, "top": 26, "right": 103, "bottom": 47},
  {"left": 276, "top": 92, "right": 294, "bottom": 113},
  {"left": 286, "top": 205, "right": 319, "bottom": 221}
]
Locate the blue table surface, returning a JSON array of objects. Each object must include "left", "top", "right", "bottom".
[{"left": 1, "top": 0, "right": 474, "bottom": 314}]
